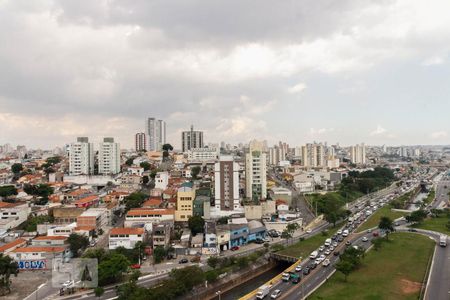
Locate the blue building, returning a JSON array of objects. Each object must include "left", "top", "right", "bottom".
[
  {"left": 247, "top": 220, "right": 267, "bottom": 242},
  {"left": 229, "top": 223, "right": 249, "bottom": 247}
]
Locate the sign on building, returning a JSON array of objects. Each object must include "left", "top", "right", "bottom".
[{"left": 18, "top": 260, "right": 47, "bottom": 270}]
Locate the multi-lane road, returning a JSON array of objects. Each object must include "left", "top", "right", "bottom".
[{"left": 433, "top": 174, "right": 450, "bottom": 209}]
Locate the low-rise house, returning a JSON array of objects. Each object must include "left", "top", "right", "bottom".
[
  {"left": 126, "top": 166, "right": 145, "bottom": 176},
  {"left": 0, "top": 202, "right": 31, "bottom": 230},
  {"left": 142, "top": 197, "right": 163, "bottom": 209},
  {"left": 9, "top": 246, "right": 70, "bottom": 270},
  {"left": 52, "top": 207, "right": 84, "bottom": 224},
  {"left": 229, "top": 223, "right": 249, "bottom": 248},
  {"left": 247, "top": 220, "right": 266, "bottom": 242},
  {"left": 216, "top": 225, "right": 230, "bottom": 251},
  {"left": 109, "top": 227, "right": 145, "bottom": 250},
  {"left": 120, "top": 174, "right": 142, "bottom": 191},
  {"left": 0, "top": 238, "right": 27, "bottom": 254},
  {"left": 124, "top": 208, "right": 175, "bottom": 228},
  {"left": 64, "top": 189, "right": 92, "bottom": 202},
  {"left": 152, "top": 224, "right": 171, "bottom": 248},
  {"left": 191, "top": 234, "right": 204, "bottom": 248},
  {"left": 155, "top": 172, "right": 169, "bottom": 190},
  {"left": 32, "top": 235, "right": 67, "bottom": 246},
  {"left": 74, "top": 195, "right": 99, "bottom": 208},
  {"left": 77, "top": 208, "right": 110, "bottom": 229}
]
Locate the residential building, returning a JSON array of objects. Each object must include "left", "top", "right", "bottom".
[
  {"left": 98, "top": 137, "right": 120, "bottom": 175},
  {"left": 155, "top": 172, "right": 169, "bottom": 190},
  {"left": 109, "top": 228, "right": 145, "bottom": 250},
  {"left": 350, "top": 143, "right": 366, "bottom": 165},
  {"left": 216, "top": 225, "right": 230, "bottom": 251},
  {"left": 175, "top": 186, "right": 195, "bottom": 222},
  {"left": 0, "top": 238, "right": 27, "bottom": 254},
  {"left": 135, "top": 132, "right": 147, "bottom": 152},
  {"left": 245, "top": 140, "right": 267, "bottom": 201},
  {"left": 301, "top": 143, "right": 325, "bottom": 168},
  {"left": 52, "top": 207, "right": 84, "bottom": 224},
  {"left": 229, "top": 223, "right": 249, "bottom": 248},
  {"left": 69, "top": 137, "right": 94, "bottom": 176},
  {"left": 74, "top": 195, "right": 99, "bottom": 208},
  {"left": 181, "top": 125, "right": 204, "bottom": 152},
  {"left": 213, "top": 156, "right": 242, "bottom": 215},
  {"left": 146, "top": 118, "right": 166, "bottom": 151},
  {"left": 124, "top": 208, "right": 175, "bottom": 228},
  {"left": 187, "top": 148, "right": 218, "bottom": 162},
  {"left": 0, "top": 202, "right": 31, "bottom": 230},
  {"left": 152, "top": 224, "right": 171, "bottom": 248},
  {"left": 77, "top": 208, "right": 110, "bottom": 229},
  {"left": 31, "top": 236, "right": 67, "bottom": 246},
  {"left": 247, "top": 220, "right": 267, "bottom": 242}
]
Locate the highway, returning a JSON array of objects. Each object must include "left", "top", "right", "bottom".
[{"left": 432, "top": 174, "right": 450, "bottom": 209}]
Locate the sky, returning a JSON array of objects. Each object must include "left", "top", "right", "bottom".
[{"left": 1, "top": 0, "right": 450, "bottom": 149}]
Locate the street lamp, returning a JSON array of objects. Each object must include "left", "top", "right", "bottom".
[{"left": 215, "top": 290, "right": 222, "bottom": 300}]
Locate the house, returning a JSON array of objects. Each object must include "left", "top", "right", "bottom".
[
  {"left": 109, "top": 227, "right": 145, "bottom": 250},
  {"left": 152, "top": 224, "right": 171, "bottom": 248},
  {"left": 32, "top": 236, "right": 67, "bottom": 246},
  {"left": 247, "top": 220, "right": 266, "bottom": 242},
  {"left": 77, "top": 208, "right": 110, "bottom": 229},
  {"left": 64, "top": 189, "right": 92, "bottom": 202},
  {"left": 120, "top": 174, "right": 142, "bottom": 191},
  {"left": 229, "top": 223, "right": 249, "bottom": 248},
  {"left": 0, "top": 238, "right": 27, "bottom": 254},
  {"left": 155, "top": 172, "right": 169, "bottom": 190},
  {"left": 142, "top": 197, "right": 163, "bottom": 209},
  {"left": 74, "top": 195, "right": 99, "bottom": 208},
  {"left": 124, "top": 208, "right": 175, "bottom": 228},
  {"left": 216, "top": 225, "right": 230, "bottom": 251},
  {"left": 191, "top": 234, "right": 204, "bottom": 248},
  {"left": 126, "top": 166, "right": 145, "bottom": 176},
  {"left": 0, "top": 202, "right": 31, "bottom": 230}
]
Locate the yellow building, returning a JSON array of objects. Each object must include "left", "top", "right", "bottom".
[{"left": 175, "top": 186, "right": 195, "bottom": 222}]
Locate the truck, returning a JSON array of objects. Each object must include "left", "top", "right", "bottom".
[
  {"left": 290, "top": 273, "right": 300, "bottom": 284},
  {"left": 256, "top": 285, "right": 270, "bottom": 299},
  {"left": 440, "top": 235, "right": 447, "bottom": 247}
]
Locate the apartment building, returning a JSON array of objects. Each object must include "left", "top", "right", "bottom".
[
  {"left": 98, "top": 137, "right": 121, "bottom": 175},
  {"left": 213, "top": 156, "right": 242, "bottom": 215},
  {"left": 350, "top": 143, "right": 367, "bottom": 165},
  {"left": 69, "top": 137, "right": 94, "bottom": 176},
  {"left": 146, "top": 118, "right": 166, "bottom": 151},
  {"left": 135, "top": 132, "right": 147, "bottom": 152},
  {"left": 124, "top": 208, "right": 175, "bottom": 227},
  {"left": 181, "top": 125, "right": 204, "bottom": 152},
  {"left": 175, "top": 186, "right": 195, "bottom": 222},
  {"left": 245, "top": 140, "right": 267, "bottom": 201}
]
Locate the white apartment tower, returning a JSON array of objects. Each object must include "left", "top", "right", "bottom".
[
  {"left": 99, "top": 138, "right": 121, "bottom": 175},
  {"left": 301, "top": 143, "right": 325, "bottom": 168},
  {"left": 135, "top": 132, "right": 147, "bottom": 152},
  {"left": 146, "top": 118, "right": 166, "bottom": 151},
  {"left": 69, "top": 137, "right": 94, "bottom": 176},
  {"left": 350, "top": 143, "right": 366, "bottom": 165},
  {"left": 214, "top": 156, "right": 242, "bottom": 213},
  {"left": 245, "top": 140, "right": 267, "bottom": 201},
  {"left": 181, "top": 125, "right": 204, "bottom": 153}
]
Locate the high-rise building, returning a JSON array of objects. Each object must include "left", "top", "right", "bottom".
[
  {"left": 181, "top": 125, "right": 204, "bottom": 153},
  {"left": 301, "top": 143, "right": 325, "bottom": 168},
  {"left": 98, "top": 137, "right": 121, "bottom": 175},
  {"left": 350, "top": 143, "right": 366, "bottom": 164},
  {"left": 146, "top": 118, "right": 166, "bottom": 151},
  {"left": 135, "top": 132, "right": 147, "bottom": 152},
  {"left": 245, "top": 140, "right": 267, "bottom": 201},
  {"left": 69, "top": 137, "right": 94, "bottom": 176},
  {"left": 214, "top": 156, "right": 241, "bottom": 213}
]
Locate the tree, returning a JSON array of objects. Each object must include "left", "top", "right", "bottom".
[
  {"left": 98, "top": 253, "right": 130, "bottom": 286},
  {"left": 140, "top": 162, "right": 151, "bottom": 171},
  {"left": 372, "top": 237, "right": 383, "bottom": 251},
  {"left": 169, "top": 266, "right": 205, "bottom": 291},
  {"left": 125, "top": 157, "right": 135, "bottom": 166},
  {"left": 335, "top": 260, "right": 353, "bottom": 282},
  {"left": 11, "top": 163, "right": 23, "bottom": 174},
  {"left": 236, "top": 256, "right": 249, "bottom": 269},
  {"left": 188, "top": 216, "right": 205, "bottom": 236},
  {"left": 162, "top": 144, "right": 173, "bottom": 152},
  {"left": 67, "top": 233, "right": 89, "bottom": 257},
  {"left": 205, "top": 270, "right": 219, "bottom": 283},
  {"left": 191, "top": 166, "right": 201, "bottom": 179},
  {"left": 0, "top": 186, "right": 17, "bottom": 198},
  {"left": 24, "top": 184, "right": 54, "bottom": 200},
  {"left": 142, "top": 175, "right": 150, "bottom": 185},
  {"left": 0, "top": 254, "right": 19, "bottom": 296},
  {"left": 207, "top": 256, "right": 219, "bottom": 269},
  {"left": 153, "top": 246, "right": 166, "bottom": 264},
  {"left": 406, "top": 210, "right": 427, "bottom": 224},
  {"left": 378, "top": 216, "right": 394, "bottom": 240},
  {"left": 94, "top": 287, "right": 104, "bottom": 298},
  {"left": 124, "top": 192, "right": 148, "bottom": 211}
]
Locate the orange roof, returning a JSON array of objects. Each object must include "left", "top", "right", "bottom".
[
  {"left": 0, "top": 238, "right": 27, "bottom": 253},
  {"left": 0, "top": 202, "right": 13, "bottom": 208},
  {"left": 142, "top": 198, "right": 162, "bottom": 207},
  {"left": 13, "top": 246, "right": 65, "bottom": 253},
  {"left": 74, "top": 195, "right": 98, "bottom": 205},
  {"left": 67, "top": 189, "right": 90, "bottom": 197},
  {"left": 34, "top": 236, "right": 67, "bottom": 241},
  {"left": 126, "top": 208, "right": 175, "bottom": 216},
  {"left": 110, "top": 228, "right": 144, "bottom": 235},
  {"left": 276, "top": 199, "right": 288, "bottom": 206}
]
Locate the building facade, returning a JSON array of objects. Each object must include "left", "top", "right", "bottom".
[
  {"left": 301, "top": 143, "right": 325, "bottom": 168},
  {"left": 181, "top": 125, "right": 204, "bottom": 152},
  {"left": 109, "top": 228, "right": 145, "bottom": 250},
  {"left": 146, "top": 118, "right": 166, "bottom": 151},
  {"left": 69, "top": 137, "right": 94, "bottom": 176},
  {"left": 350, "top": 143, "right": 366, "bottom": 164},
  {"left": 98, "top": 137, "right": 120, "bottom": 175},
  {"left": 214, "top": 156, "right": 242, "bottom": 214},
  {"left": 245, "top": 140, "right": 267, "bottom": 201},
  {"left": 135, "top": 132, "right": 147, "bottom": 152}
]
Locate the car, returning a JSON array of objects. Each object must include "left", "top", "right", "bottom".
[
  {"left": 337, "top": 230, "right": 342, "bottom": 235},
  {"left": 254, "top": 239, "right": 264, "bottom": 244},
  {"left": 342, "top": 230, "right": 349, "bottom": 237},
  {"left": 130, "top": 263, "right": 141, "bottom": 269},
  {"left": 230, "top": 246, "right": 240, "bottom": 251},
  {"left": 368, "top": 229, "right": 372, "bottom": 233},
  {"left": 315, "top": 258, "right": 321, "bottom": 265},
  {"left": 331, "top": 235, "right": 337, "bottom": 240},
  {"left": 322, "top": 259, "right": 331, "bottom": 267},
  {"left": 372, "top": 231, "right": 379, "bottom": 237},
  {"left": 333, "top": 251, "right": 340, "bottom": 256},
  {"left": 408, "top": 228, "right": 418, "bottom": 232},
  {"left": 291, "top": 275, "right": 300, "bottom": 284},
  {"left": 309, "top": 262, "right": 317, "bottom": 269},
  {"left": 62, "top": 280, "right": 74, "bottom": 288},
  {"left": 281, "top": 273, "right": 291, "bottom": 282},
  {"left": 324, "top": 249, "right": 331, "bottom": 255},
  {"left": 362, "top": 237, "right": 368, "bottom": 242},
  {"left": 303, "top": 267, "right": 310, "bottom": 275},
  {"left": 271, "top": 289, "right": 282, "bottom": 299},
  {"left": 345, "top": 241, "right": 351, "bottom": 246},
  {"left": 306, "top": 229, "right": 312, "bottom": 234},
  {"left": 332, "top": 241, "right": 338, "bottom": 247},
  {"left": 318, "top": 246, "right": 325, "bottom": 252},
  {"left": 329, "top": 246, "right": 335, "bottom": 251},
  {"left": 178, "top": 258, "right": 188, "bottom": 264},
  {"left": 319, "top": 254, "right": 326, "bottom": 261},
  {"left": 295, "top": 265, "right": 302, "bottom": 272}
]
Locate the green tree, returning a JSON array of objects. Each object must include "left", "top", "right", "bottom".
[
  {"left": 162, "top": 144, "right": 173, "bottom": 152},
  {"left": 188, "top": 215, "right": 205, "bottom": 236},
  {"left": 94, "top": 287, "right": 104, "bottom": 298},
  {"left": 11, "top": 163, "right": 23, "bottom": 174},
  {"left": 207, "top": 256, "right": 219, "bottom": 269},
  {"left": 140, "top": 162, "right": 151, "bottom": 171},
  {"left": 191, "top": 166, "right": 201, "bottom": 179},
  {"left": 335, "top": 260, "right": 353, "bottom": 282},
  {"left": 98, "top": 253, "right": 130, "bottom": 286},
  {"left": 153, "top": 246, "right": 166, "bottom": 264},
  {"left": 142, "top": 175, "right": 150, "bottom": 185},
  {"left": 169, "top": 266, "right": 205, "bottom": 291},
  {"left": 378, "top": 216, "right": 394, "bottom": 240},
  {"left": 124, "top": 192, "right": 148, "bottom": 211},
  {"left": 236, "top": 256, "right": 249, "bottom": 269},
  {"left": 23, "top": 215, "right": 54, "bottom": 232},
  {"left": 406, "top": 209, "right": 427, "bottom": 224},
  {"left": 205, "top": 270, "right": 219, "bottom": 283},
  {"left": 67, "top": 233, "right": 89, "bottom": 257},
  {"left": 24, "top": 184, "right": 54, "bottom": 200},
  {"left": 125, "top": 157, "right": 135, "bottom": 166},
  {"left": 0, "top": 254, "right": 19, "bottom": 296},
  {"left": 372, "top": 237, "right": 383, "bottom": 251},
  {"left": 0, "top": 186, "right": 17, "bottom": 198}
]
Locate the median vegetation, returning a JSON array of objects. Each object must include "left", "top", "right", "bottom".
[
  {"left": 310, "top": 233, "right": 435, "bottom": 300},
  {"left": 356, "top": 205, "right": 408, "bottom": 233},
  {"left": 412, "top": 208, "right": 450, "bottom": 235}
]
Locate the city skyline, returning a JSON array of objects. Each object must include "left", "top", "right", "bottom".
[{"left": 1, "top": 1, "right": 450, "bottom": 149}]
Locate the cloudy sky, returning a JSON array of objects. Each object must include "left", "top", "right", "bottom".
[{"left": 1, "top": 0, "right": 450, "bottom": 149}]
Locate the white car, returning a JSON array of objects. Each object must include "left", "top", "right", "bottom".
[
  {"left": 337, "top": 230, "right": 342, "bottom": 235},
  {"left": 319, "top": 246, "right": 325, "bottom": 252},
  {"left": 342, "top": 230, "right": 349, "bottom": 237},
  {"left": 329, "top": 246, "right": 335, "bottom": 251},
  {"left": 322, "top": 259, "right": 331, "bottom": 267},
  {"left": 295, "top": 265, "right": 302, "bottom": 272},
  {"left": 306, "top": 229, "right": 312, "bottom": 234},
  {"left": 324, "top": 249, "right": 331, "bottom": 255},
  {"left": 271, "top": 290, "right": 282, "bottom": 299},
  {"left": 62, "top": 280, "right": 74, "bottom": 288},
  {"left": 362, "top": 237, "right": 368, "bottom": 242},
  {"left": 332, "top": 242, "right": 338, "bottom": 247}
]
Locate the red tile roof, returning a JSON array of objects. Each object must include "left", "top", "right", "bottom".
[
  {"left": 34, "top": 236, "right": 67, "bottom": 241},
  {"left": 0, "top": 238, "right": 27, "bottom": 253},
  {"left": 74, "top": 195, "right": 98, "bottom": 205},
  {"left": 13, "top": 246, "right": 65, "bottom": 253},
  {"left": 126, "top": 208, "right": 175, "bottom": 216},
  {"left": 110, "top": 228, "right": 145, "bottom": 235}
]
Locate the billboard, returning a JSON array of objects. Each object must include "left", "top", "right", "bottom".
[{"left": 18, "top": 260, "right": 47, "bottom": 270}]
